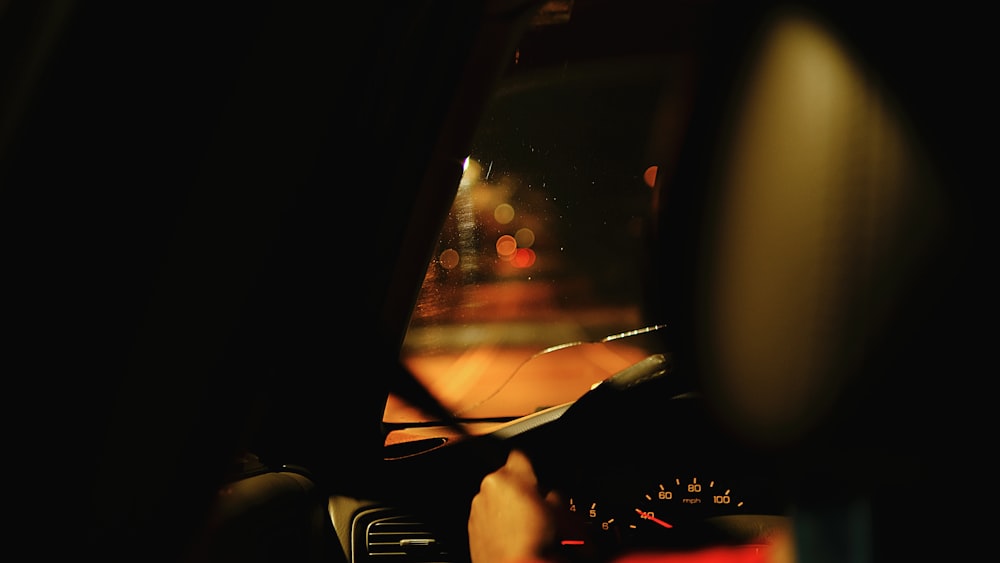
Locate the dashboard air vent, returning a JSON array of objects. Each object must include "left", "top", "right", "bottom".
[{"left": 353, "top": 508, "right": 455, "bottom": 563}]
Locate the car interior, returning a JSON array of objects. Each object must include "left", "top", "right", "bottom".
[{"left": 2, "top": 1, "right": 990, "bottom": 562}]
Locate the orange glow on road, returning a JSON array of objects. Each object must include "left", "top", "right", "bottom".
[{"left": 389, "top": 337, "right": 653, "bottom": 422}]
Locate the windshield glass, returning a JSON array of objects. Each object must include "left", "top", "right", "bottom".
[{"left": 386, "top": 4, "right": 697, "bottom": 425}]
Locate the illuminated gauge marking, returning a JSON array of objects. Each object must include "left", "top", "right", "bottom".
[
  {"left": 679, "top": 477, "right": 703, "bottom": 505},
  {"left": 562, "top": 498, "right": 621, "bottom": 552},
  {"left": 634, "top": 508, "right": 673, "bottom": 529},
  {"left": 628, "top": 482, "right": 681, "bottom": 536},
  {"left": 704, "top": 480, "right": 744, "bottom": 509},
  {"left": 587, "top": 501, "right": 617, "bottom": 535},
  {"left": 628, "top": 476, "right": 747, "bottom": 538}
]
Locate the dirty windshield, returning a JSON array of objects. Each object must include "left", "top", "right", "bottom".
[{"left": 387, "top": 27, "right": 692, "bottom": 424}]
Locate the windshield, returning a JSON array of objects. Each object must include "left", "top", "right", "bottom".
[{"left": 386, "top": 8, "right": 696, "bottom": 425}]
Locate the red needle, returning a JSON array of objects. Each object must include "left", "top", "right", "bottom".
[{"left": 634, "top": 509, "right": 673, "bottom": 529}]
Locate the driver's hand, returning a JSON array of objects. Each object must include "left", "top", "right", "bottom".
[{"left": 468, "top": 449, "right": 562, "bottom": 563}]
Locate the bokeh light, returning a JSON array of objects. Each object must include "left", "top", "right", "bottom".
[
  {"left": 512, "top": 247, "right": 536, "bottom": 268},
  {"left": 514, "top": 227, "right": 535, "bottom": 248},
  {"left": 494, "top": 203, "right": 515, "bottom": 224},
  {"left": 438, "top": 248, "right": 460, "bottom": 269},
  {"left": 496, "top": 234, "right": 517, "bottom": 259},
  {"left": 643, "top": 165, "right": 658, "bottom": 188}
]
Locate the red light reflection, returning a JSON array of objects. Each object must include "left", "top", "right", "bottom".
[{"left": 512, "top": 247, "right": 536, "bottom": 268}]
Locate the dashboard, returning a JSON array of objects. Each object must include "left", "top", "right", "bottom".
[{"left": 329, "top": 354, "right": 791, "bottom": 563}]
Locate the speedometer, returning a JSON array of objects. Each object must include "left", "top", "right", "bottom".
[
  {"left": 625, "top": 476, "right": 746, "bottom": 547},
  {"left": 556, "top": 474, "right": 785, "bottom": 557}
]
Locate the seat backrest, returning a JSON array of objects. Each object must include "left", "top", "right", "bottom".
[{"left": 649, "top": 3, "right": 985, "bottom": 561}]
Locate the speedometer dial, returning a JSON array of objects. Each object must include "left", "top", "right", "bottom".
[{"left": 625, "top": 476, "right": 746, "bottom": 547}]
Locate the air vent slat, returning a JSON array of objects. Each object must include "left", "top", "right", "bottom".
[{"left": 354, "top": 509, "right": 456, "bottom": 563}]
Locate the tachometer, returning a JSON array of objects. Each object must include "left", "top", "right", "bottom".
[
  {"left": 562, "top": 496, "right": 622, "bottom": 555},
  {"left": 567, "top": 497, "right": 620, "bottom": 538}
]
